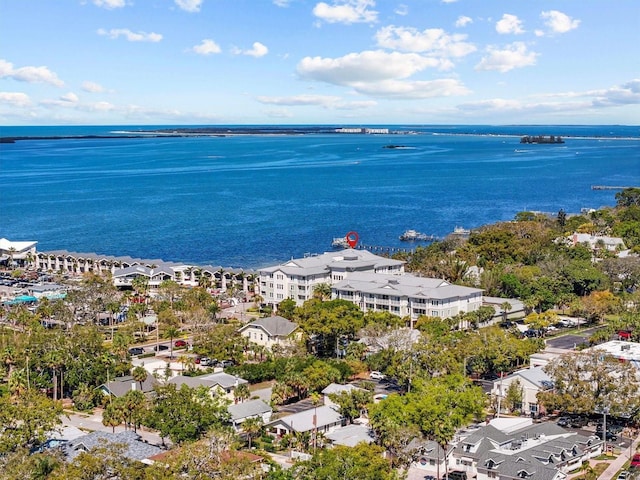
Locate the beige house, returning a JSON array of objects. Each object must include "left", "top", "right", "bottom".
[{"left": 238, "top": 316, "right": 299, "bottom": 350}]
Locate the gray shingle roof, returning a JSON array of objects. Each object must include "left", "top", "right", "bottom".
[
  {"left": 100, "top": 375, "right": 158, "bottom": 397},
  {"left": 228, "top": 399, "right": 272, "bottom": 422},
  {"left": 62, "top": 431, "right": 162, "bottom": 462},
  {"left": 239, "top": 316, "right": 298, "bottom": 337}
]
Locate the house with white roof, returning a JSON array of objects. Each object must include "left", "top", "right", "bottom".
[
  {"left": 238, "top": 315, "right": 300, "bottom": 350},
  {"left": 333, "top": 272, "right": 484, "bottom": 328},
  {"left": 569, "top": 233, "right": 626, "bottom": 252},
  {"left": 321, "top": 383, "right": 367, "bottom": 410},
  {"left": 267, "top": 405, "right": 344, "bottom": 437},
  {"left": 258, "top": 248, "right": 404, "bottom": 308},
  {"left": 491, "top": 366, "right": 554, "bottom": 417}
]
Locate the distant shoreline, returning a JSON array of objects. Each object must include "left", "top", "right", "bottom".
[{"left": 2, "top": 126, "right": 638, "bottom": 143}]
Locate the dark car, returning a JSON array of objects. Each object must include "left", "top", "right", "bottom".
[
  {"left": 216, "top": 360, "right": 234, "bottom": 368},
  {"left": 596, "top": 430, "right": 617, "bottom": 441},
  {"left": 175, "top": 339, "right": 187, "bottom": 348},
  {"left": 153, "top": 344, "right": 169, "bottom": 351},
  {"left": 569, "top": 416, "right": 589, "bottom": 428},
  {"left": 557, "top": 416, "right": 571, "bottom": 427},
  {"left": 128, "top": 347, "right": 144, "bottom": 356}
]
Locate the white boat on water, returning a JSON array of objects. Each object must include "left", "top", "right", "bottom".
[
  {"left": 332, "top": 237, "right": 350, "bottom": 248},
  {"left": 399, "top": 229, "right": 432, "bottom": 241},
  {"left": 451, "top": 226, "right": 471, "bottom": 236}
]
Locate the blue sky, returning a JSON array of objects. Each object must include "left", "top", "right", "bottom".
[{"left": 1, "top": 0, "right": 638, "bottom": 125}]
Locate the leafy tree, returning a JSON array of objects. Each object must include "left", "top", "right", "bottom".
[
  {"left": 277, "top": 298, "right": 297, "bottom": 319},
  {"left": 329, "top": 388, "right": 373, "bottom": 423},
  {"left": 538, "top": 350, "right": 640, "bottom": 417},
  {"left": 0, "top": 390, "right": 63, "bottom": 453},
  {"left": 504, "top": 379, "right": 523, "bottom": 413},
  {"left": 145, "top": 383, "right": 230, "bottom": 445},
  {"left": 615, "top": 187, "right": 640, "bottom": 207},
  {"left": 292, "top": 443, "right": 400, "bottom": 480}
]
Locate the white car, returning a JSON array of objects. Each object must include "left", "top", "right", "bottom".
[{"left": 370, "top": 371, "right": 386, "bottom": 380}]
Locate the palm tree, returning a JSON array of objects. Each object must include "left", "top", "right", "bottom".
[
  {"left": 132, "top": 365, "right": 148, "bottom": 391},
  {"left": 501, "top": 301, "right": 512, "bottom": 323},
  {"left": 312, "top": 283, "right": 332, "bottom": 301},
  {"left": 234, "top": 383, "right": 251, "bottom": 404},
  {"left": 164, "top": 325, "right": 181, "bottom": 360},
  {"left": 242, "top": 416, "right": 263, "bottom": 449}
]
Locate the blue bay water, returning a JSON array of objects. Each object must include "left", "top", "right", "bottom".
[{"left": 1, "top": 125, "right": 638, "bottom": 269}]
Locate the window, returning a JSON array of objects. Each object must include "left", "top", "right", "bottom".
[
  {"left": 276, "top": 274, "right": 284, "bottom": 280},
  {"left": 276, "top": 294, "right": 283, "bottom": 299},
  {"left": 276, "top": 284, "right": 283, "bottom": 290}
]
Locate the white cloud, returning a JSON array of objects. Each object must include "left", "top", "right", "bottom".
[
  {"left": 296, "top": 50, "right": 469, "bottom": 99},
  {"left": 97, "top": 28, "right": 162, "bottom": 42},
  {"left": 475, "top": 42, "right": 538, "bottom": 72},
  {"left": 441, "top": 0, "right": 457, "bottom": 3},
  {"left": 192, "top": 39, "right": 221, "bottom": 55},
  {"left": 233, "top": 42, "right": 269, "bottom": 58},
  {"left": 93, "top": 0, "right": 126, "bottom": 9},
  {"left": 297, "top": 50, "right": 441, "bottom": 85},
  {"left": 175, "top": 0, "right": 203, "bottom": 13},
  {"left": 540, "top": 10, "right": 580, "bottom": 34},
  {"left": 455, "top": 16, "right": 472, "bottom": 28},
  {"left": 375, "top": 25, "right": 476, "bottom": 60},
  {"left": 0, "top": 59, "right": 64, "bottom": 87},
  {"left": 82, "top": 81, "right": 106, "bottom": 93},
  {"left": 0, "top": 92, "right": 31, "bottom": 107},
  {"left": 496, "top": 14, "right": 524, "bottom": 34},
  {"left": 587, "top": 79, "right": 640, "bottom": 107},
  {"left": 256, "top": 94, "right": 376, "bottom": 110},
  {"left": 313, "top": 0, "right": 378, "bottom": 25},
  {"left": 395, "top": 4, "right": 408, "bottom": 16},
  {"left": 60, "top": 92, "right": 79, "bottom": 103},
  {"left": 273, "top": 0, "right": 291, "bottom": 6}
]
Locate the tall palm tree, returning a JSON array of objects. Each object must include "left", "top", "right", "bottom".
[
  {"left": 132, "top": 365, "right": 148, "bottom": 391},
  {"left": 164, "top": 325, "right": 181, "bottom": 360},
  {"left": 242, "top": 416, "right": 263, "bottom": 449}
]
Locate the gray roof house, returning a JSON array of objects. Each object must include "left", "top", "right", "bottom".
[
  {"left": 62, "top": 430, "right": 162, "bottom": 463},
  {"left": 228, "top": 399, "right": 273, "bottom": 429},
  {"left": 267, "top": 405, "right": 344, "bottom": 436},
  {"left": 451, "top": 418, "right": 603, "bottom": 480},
  {"left": 325, "top": 423, "right": 375, "bottom": 447},
  {"left": 168, "top": 372, "right": 248, "bottom": 401},
  {"left": 321, "top": 383, "right": 367, "bottom": 410},
  {"left": 238, "top": 316, "right": 300, "bottom": 350},
  {"left": 98, "top": 375, "right": 158, "bottom": 398}
]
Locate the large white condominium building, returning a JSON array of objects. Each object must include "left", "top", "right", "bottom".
[
  {"left": 259, "top": 249, "right": 484, "bottom": 326},
  {"left": 333, "top": 272, "right": 483, "bottom": 327},
  {"left": 258, "top": 249, "right": 405, "bottom": 307}
]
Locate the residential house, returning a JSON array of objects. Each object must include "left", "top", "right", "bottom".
[
  {"left": 228, "top": 399, "right": 273, "bottom": 430},
  {"left": 238, "top": 316, "right": 299, "bottom": 351},
  {"left": 406, "top": 438, "right": 450, "bottom": 478},
  {"left": 491, "top": 366, "right": 554, "bottom": 417},
  {"left": 98, "top": 375, "right": 158, "bottom": 398},
  {"left": 168, "top": 372, "right": 249, "bottom": 401},
  {"left": 321, "top": 383, "right": 367, "bottom": 410},
  {"left": 62, "top": 431, "right": 162, "bottom": 464},
  {"left": 267, "top": 405, "right": 344, "bottom": 437},
  {"left": 325, "top": 423, "right": 375, "bottom": 447}
]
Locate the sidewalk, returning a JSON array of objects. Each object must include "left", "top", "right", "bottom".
[{"left": 598, "top": 434, "right": 639, "bottom": 480}]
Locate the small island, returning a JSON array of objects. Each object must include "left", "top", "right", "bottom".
[{"left": 520, "top": 135, "right": 565, "bottom": 144}]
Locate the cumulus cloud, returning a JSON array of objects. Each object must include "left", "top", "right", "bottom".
[
  {"left": 97, "top": 28, "right": 162, "bottom": 42},
  {"left": 297, "top": 50, "right": 442, "bottom": 85},
  {"left": 475, "top": 42, "right": 538, "bottom": 72},
  {"left": 93, "top": 0, "right": 126, "bottom": 9},
  {"left": 0, "top": 92, "right": 31, "bottom": 107},
  {"left": 375, "top": 25, "right": 476, "bottom": 60},
  {"left": 496, "top": 14, "right": 524, "bottom": 34},
  {"left": 296, "top": 50, "right": 469, "bottom": 99},
  {"left": 313, "top": 0, "right": 378, "bottom": 24},
  {"left": 41, "top": 92, "right": 81, "bottom": 108},
  {"left": 82, "top": 81, "right": 106, "bottom": 93},
  {"left": 175, "top": 0, "right": 203, "bottom": 13},
  {"left": 455, "top": 16, "right": 472, "bottom": 28},
  {"left": 60, "top": 92, "right": 79, "bottom": 103},
  {"left": 540, "top": 10, "right": 580, "bottom": 34},
  {"left": 584, "top": 79, "right": 640, "bottom": 107},
  {"left": 0, "top": 59, "right": 64, "bottom": 87},
  {"left": 233, "top": 42, "right": 269, "bottom": 58},
  {"left": 192, "top": 39, "right": 221, "bottom": 55}
]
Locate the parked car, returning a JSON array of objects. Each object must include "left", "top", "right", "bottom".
[
  {"left": 200, "top": 357, "right": 215, "bottom": 366},
  {"left": 617, "top": 471, "right": 630, "bottom": 480},
  {"left": 596, "top": 430, "right": 617, "bottom": 441},
  {"left": 153, "top": 344, "right": 169, "bottom": 351},
  {"left": 174, "top": 339, "right": 187, "bottom": 348},
  {"left": 216, "top": 360, "right": 234, "bottom": 368},
  {"left": 569, "top": 416, "right": 590, "bottom": 428},
  {"left": 557, "top": 416, "right": 571, "bottom": 427},
  {"left": 369, "top": 371, "right": 386, "bottom": 380},
  {"left": 630, "top": 453, "right": 640, "bottom": 468},
  {"left": 128, "top": 347, "right": 144, "bottom": 356}
]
